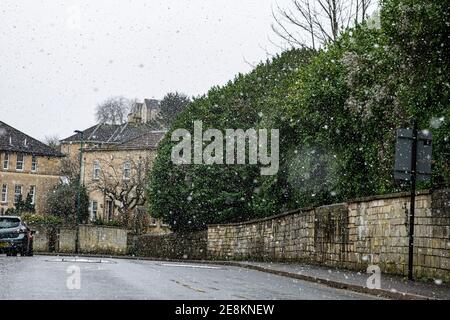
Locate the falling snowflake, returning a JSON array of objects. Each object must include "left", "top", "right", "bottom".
[{"left": 430, "top": 117, "right": 445, "bottom": 129}]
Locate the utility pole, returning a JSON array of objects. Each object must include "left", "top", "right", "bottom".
[
  {"left": 394, "top": 119, "right": 432, "bottom": 282},
  {"left": 407, "top": 120, "right": 418, "bottom": 281},
  {"left": 75, "top": 130, "right": 84, "bottom": 254}
]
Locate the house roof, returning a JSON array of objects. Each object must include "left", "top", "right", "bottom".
[
  {"left": 61, "top": 122, "right": 166, "bottom": 152},
  {"left": 60, "top": 123, "right": 158, "bottom": 144},
  {"left": 112, "top": 131, "right": 166, "bottom": 151},
  {"left": 0, "top": 121, "right": 64, "bottom": 157},
  {"left": 110, "top": 123, "right": 157, "bottom": 143},
  {"left": 60, "top": 124, "right": 121, "bottom": 143}
]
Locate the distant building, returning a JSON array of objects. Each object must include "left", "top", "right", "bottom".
[
  {"left": 0, "top": 121, "right": 63, "bottom": 215},
  {"left": 127, "top": 99, "right": 160, "bottom": 124},
  {"left": 60, "top": 102, "right": 168, "bottom": 234}
]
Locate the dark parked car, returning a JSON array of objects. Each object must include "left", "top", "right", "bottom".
[{"left": 0, "top": 216, "right": 34, "bottom": 256}]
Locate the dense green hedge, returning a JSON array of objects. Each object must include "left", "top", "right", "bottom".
[
  {"left": 148, "top": 0, "right": 449, "bottom": 232},
  {"left": 21, "top": 213, "right": 62, "bottom": 226}
]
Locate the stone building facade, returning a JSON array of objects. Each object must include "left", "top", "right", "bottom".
[
  {"left": 127, "top": 99, "right": 160, "bottom": 124},
  {"left": 0, "top": 121, "right": 63, "bottom": 215},
  {"left": 60, "top": 103, "right": 168, "bottom": 234},
  {"left": 60, "top": 99, "right": 161, "bottom": 161}
]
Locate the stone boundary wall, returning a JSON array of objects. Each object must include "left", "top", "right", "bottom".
[
  {"left": 207, "top": 189, "right": 450, "bottom": 281},
  {"left": 78, "top": 225, "right": 128, "bottom": 254},
  {"left": 31, "top": 224, "right": 128, "bottom": 255},
  {"left": 134, "top": 231, "right": 207, "bottom": 260},
  {"left": 58, "top": 228, "right": 77, "bottom": 253},
  {"left": 30, "top": 225, "right": 52, "bottom": 252}
]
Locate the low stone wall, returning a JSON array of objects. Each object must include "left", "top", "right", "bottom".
[
  {"left": 134, "top": 231, "right": 207, "bottom": 260},
  {"left": 58, "top": 228, "right": 76, "bottom": 253},
  {"left": 208, "top": 189, "right": 450, "bottom": 281},
  {"left": 32, "top": 225, "right": 128, "bottom": 255},
  {"left": 30, "top": 225, "right": 51, "bottom": 252},
  {"left": 78, "top": 225, "right": 128, "bottom": 254}
]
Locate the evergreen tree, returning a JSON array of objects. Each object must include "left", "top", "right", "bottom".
[{"left": 148, "top": 0, "right": 449, "bottom": 231}]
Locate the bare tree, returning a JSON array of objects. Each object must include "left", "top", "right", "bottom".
[
  {"left": 95, "top": 96, "right": 131, "bottom": 124},
  {"left": 128, "top": 98, "right": 140, "bottom": 115},
  {"left": 90, "top": 155, "right": 151, "bottom": 227},
  {"left": 272, "top": 0, "right": 375, "bottom": 49},
  {"left": 60, "top": 157, "right": 80, "bottom": 184},
  {"left": 44, "top": 135, "right": 61, "bottom": 151}
]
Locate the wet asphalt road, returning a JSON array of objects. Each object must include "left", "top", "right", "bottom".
[{"left": 0, "top": 255, "right": 377, "bottom": 300}]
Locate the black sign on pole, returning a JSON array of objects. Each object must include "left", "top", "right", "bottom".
[{"left": 394, "top": 120, "right": 432, "bottom": 281}]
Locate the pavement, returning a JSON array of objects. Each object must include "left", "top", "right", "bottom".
[
  {"left": 0, "top": 254, "right": 378, "bottom": 300},
  {"left": 233, "top": 261, "right": 450, "bottom": 300},
  {"left": 2, "top": 253, "right": 448, "bottom": 300}
]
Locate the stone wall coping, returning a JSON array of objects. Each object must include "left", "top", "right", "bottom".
[
  {"left": 208, "top": 207, "right": 313, "bottom": 228},
  {"left": 138, "top": 230, "right": 206, "bottom": 238},
  {"left": 207, "top": 189, "right": 438, "bottom": 228},
  {"left": 28, "top": 223, "right": 127, "bottom": 231},
  {"left": 349, "top": 189, "right": 431, "bottom": 203},
  {"left": 80, "top": 224, "right": 128, "bottom": 231}
]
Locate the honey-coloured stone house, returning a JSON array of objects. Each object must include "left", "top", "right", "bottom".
[
  {"left": 60, "top": 99, "right": 169, "bottom": 234},
  {"left": 0, "top": 120, "right": 64, "bottom": 215}
]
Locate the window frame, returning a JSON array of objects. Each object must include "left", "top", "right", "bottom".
[
  {"left": 16, "top": 153, "right": 24, "bottom": 171},
  {"left": 106, "top": 200, "right": 114, "bottom": 221},
  {"left": 1, "top": 184, "right": 7, "bottom": 203},
  {"left": 91, "top": 201, "right": 98, "bottom": 220},
  {"left": 93, "top": 160, "right": 100, "bottom": 180},
  {"left": 123, "top": 161, "right": 132, "bottom": 180},
  {"left": 3, "top": 153, "right": 9, "bottom": 170},
  {"left": 31, "top": 155, "right": 38, "bottom": 172},
  {"left": 14, "top": 185, "right": 22, "bottom": 204},
  {"left": 29, "top": 185, "right": 36, "bottom": 205}
]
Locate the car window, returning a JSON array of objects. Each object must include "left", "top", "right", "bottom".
[{"left": 0, "top": 218, "right": 21, "bottom": 229}]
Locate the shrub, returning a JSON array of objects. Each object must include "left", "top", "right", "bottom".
[
  {"left": 148, "top": 0, "right": 449, "bottom": 232},
  {"left": 92, "top": 218, "right": 122, "bottom": 228},
  {"left": 21, "top": 213, "right": 62, "bottom": 226}
]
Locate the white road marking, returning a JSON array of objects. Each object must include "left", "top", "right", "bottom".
[
  {"left": 160, "top": 263, "right": 222, "bottom": 269},
  {"left": 46, "top": 258, "right": 116, "bottom": 264}
]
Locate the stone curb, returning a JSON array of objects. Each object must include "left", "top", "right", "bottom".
[{"left": 35, "top": 252, "right": 435, "bottom": 300}]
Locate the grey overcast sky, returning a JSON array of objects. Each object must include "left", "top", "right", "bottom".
[{"left": 0, "top": 0, "right": 290, "bottom": 141}]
